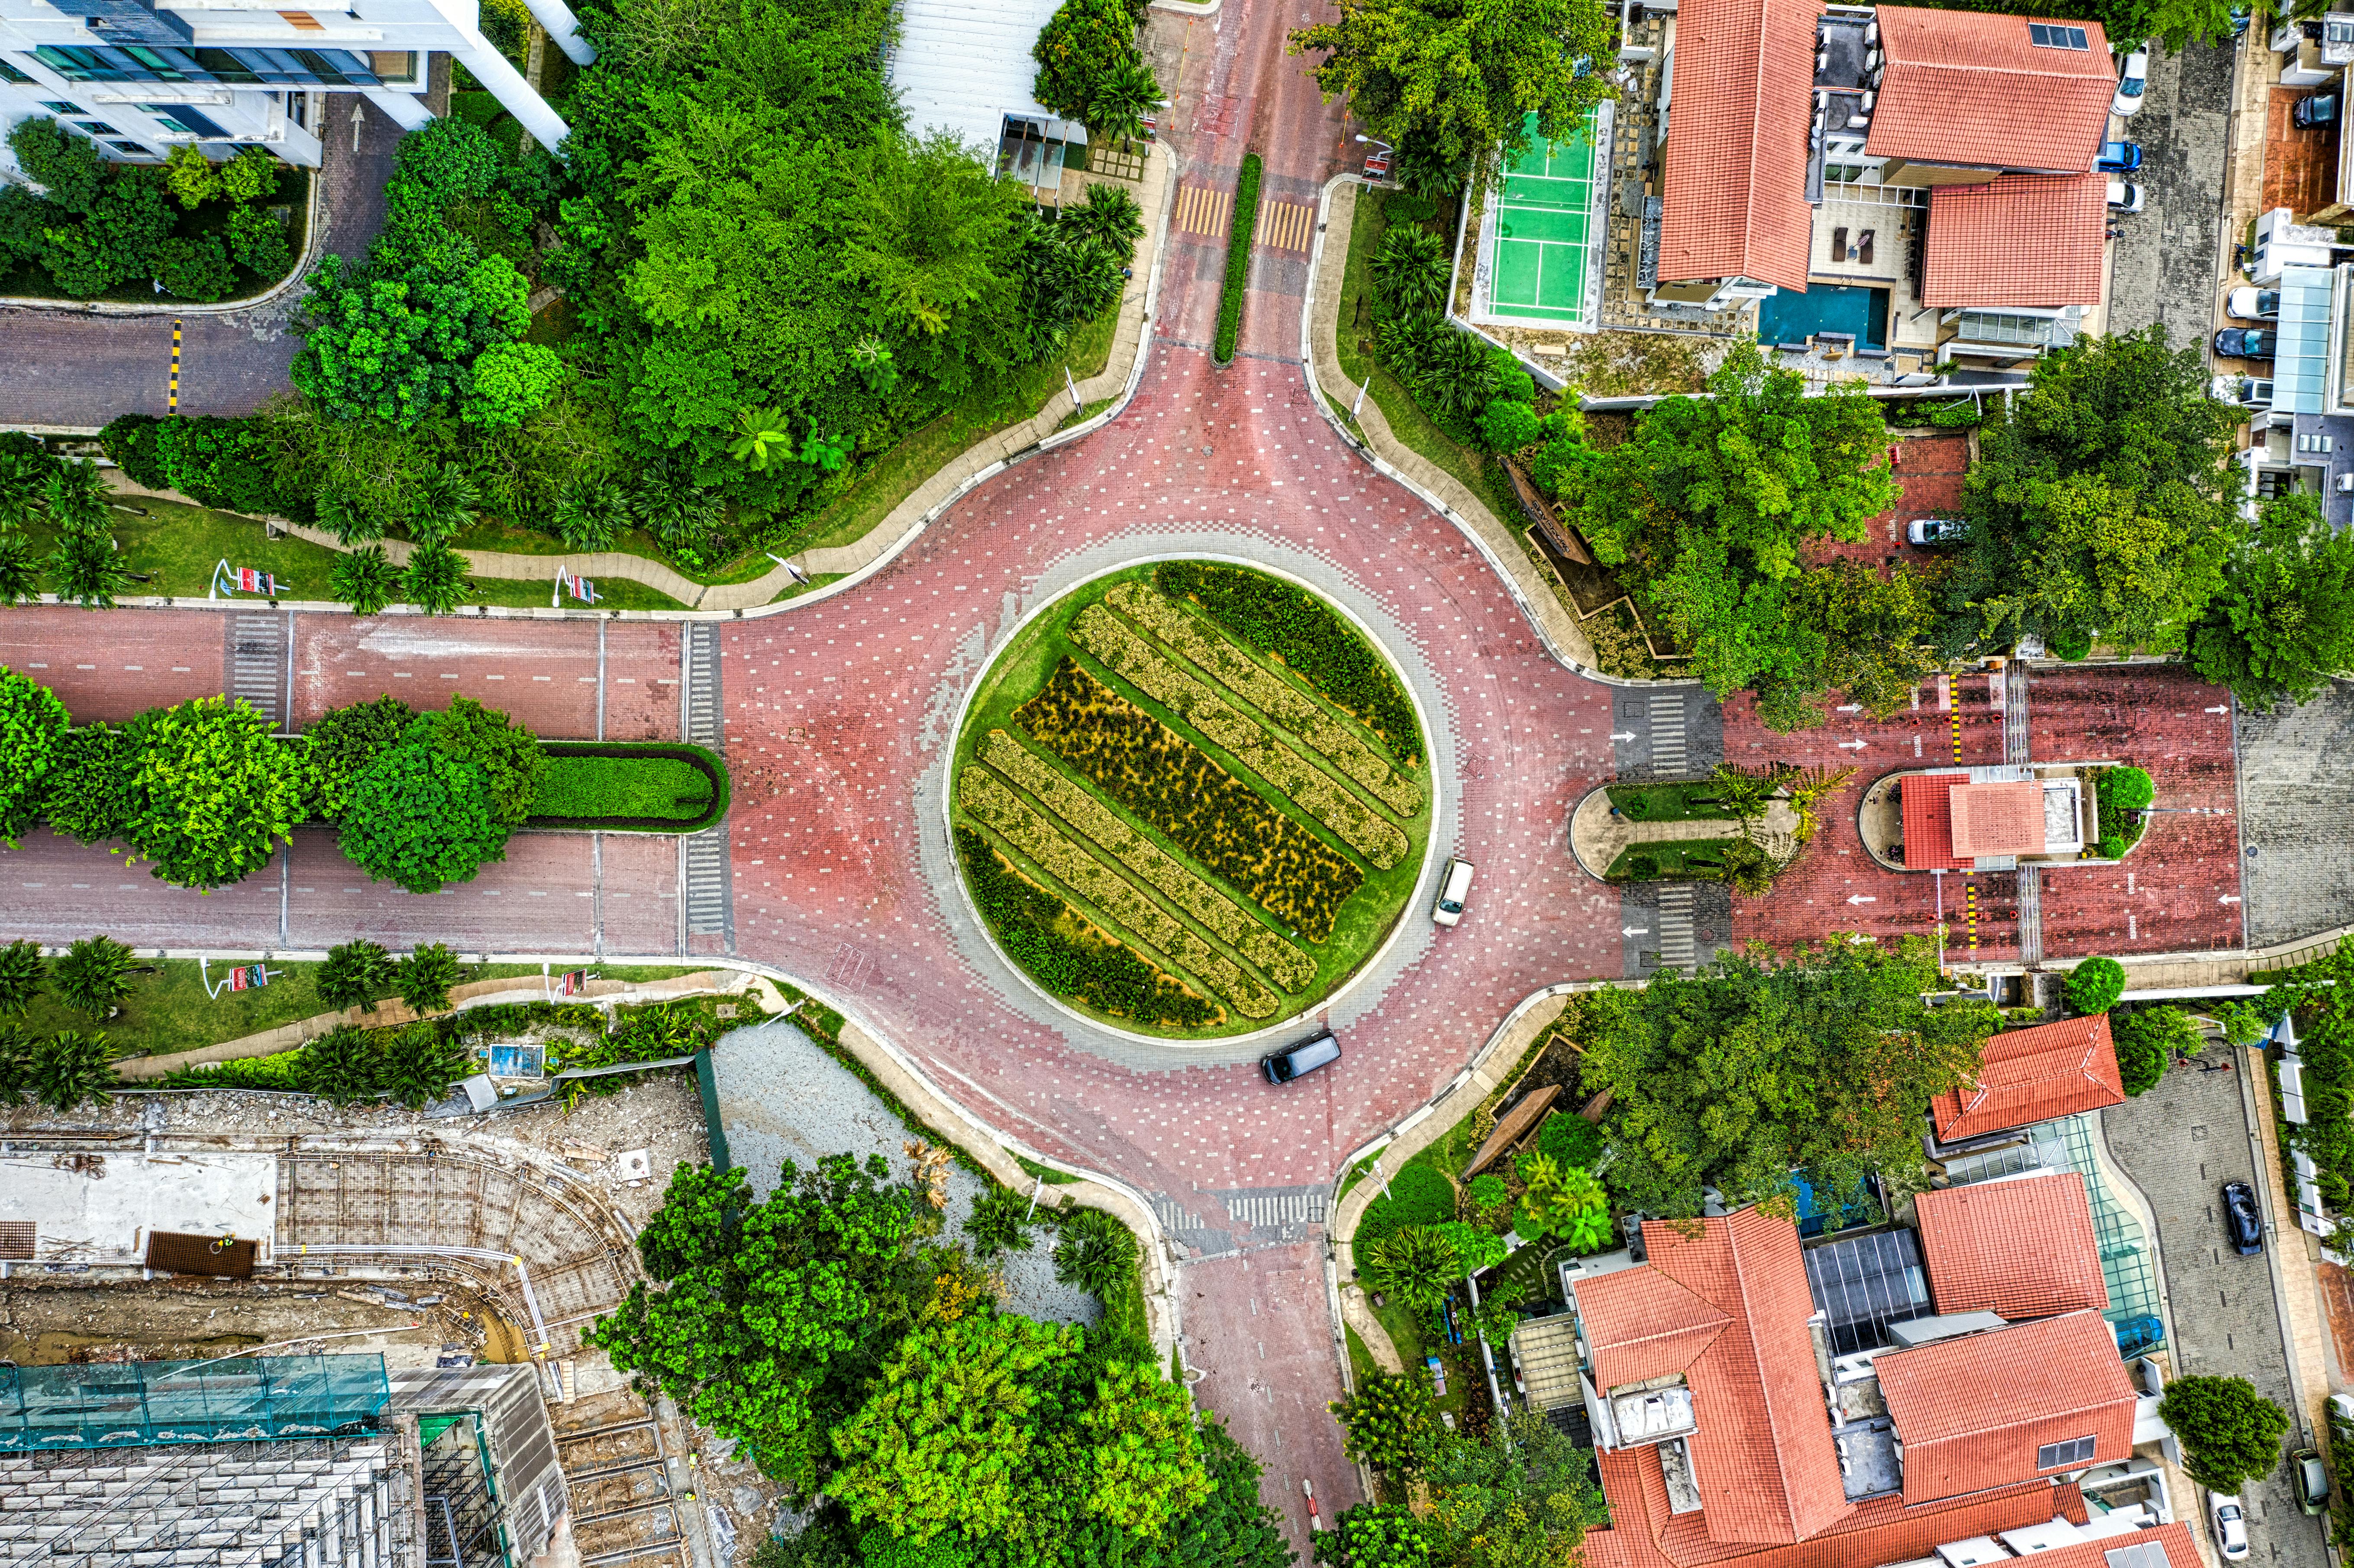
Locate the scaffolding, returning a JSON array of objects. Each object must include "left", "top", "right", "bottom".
[{"left": 0, "top": 1355, "right": 391, "bottom": 1453}]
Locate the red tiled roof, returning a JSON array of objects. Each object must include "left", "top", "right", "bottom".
[
  {"left": 1900, "top": 774, "right": 1970, "bottom": 871},
  {"left": 1950, "top": 781, "right": 2047, "bottom": 858},
  {"left": 1930, "top": 1014, "right": 2124, "bottom": 1141},
  {"left": 1579, "top": 1265, "right": 1731, "bottom": 1390},
  {"left": 1866, "top": 6, "right": 2115, "bottom": 174},
  {"left": 1922, "top": 173, "right": 2109, "bottom": 310},
  {"left": 1915, "top": 1173, "right": 2111, "bottom": 1320},
  {"left": 1636, "top": 1209, "right": 1853, "bottom": 1545},
  {"left": 1971, "top": 1523, "right": 2204, "bottom": 1568},
  {"left": 1875, "top": 1312, "right": 2138, "bottom": 1506},
  {"left": 1658, "top": 0, "right": 1821, "bottom": 290},
  {"left": 1585, "top": 1450, "right": 2086, "bottom": 1568}
]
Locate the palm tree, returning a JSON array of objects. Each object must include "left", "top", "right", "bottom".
[
  {"left": 381, "top": 1023, "right": 470, "bottom": 1108},
  {"left": 555, "top": 478, "right": 631, "bottom": 552},
  {"left": 297, "top": 1024, "right": 382, "bottom": 1107},
  {"left": 728, "top": 407, "right": 792, "bottom": 471},
  {"left": 0, "top": 536, "right": 39, "bottom": 606},
  {"left": 395, "top": 943, "right": 466, "bottom": 1013},
  {"left": 42, "top": 459, "right": 110, "bottom": 536},
  {"left": 0, "top": 940, "right": 46, "bottom": 1016},
  {"left": 1061, "top": 183, "right": 1146, "bottom": 258},
  {"left": 1783, "top": 763, "right": 1859, "bottom": 844},
  {"left": 32, "top": 1030, "right": 121, "bottom": 1111},
  {"left": 406, "top": 467, "right": 480, "bottom": 545},
  {"left": 1053, "top": 1205, "right": 1139, "bottom": 1297},
  {"left": 0, "top": 1023, "right": 31, "bottom": 1106},
  {"left": 403, "top": 539, "right": 471, "bottom": 615},
  {"left": 316, "top": 939, "right": 394, "bottom": 1013},
  {"left": 1409, "top": 326, "right": 1497, "bottom": 425},
  {"left": 0, "top": 451, "right": 45, "bottom": 533},
  {"left": 54, "top": 934, "right": 136, "bottom": 1021},
  {"left": 48, "top": 531, "right": 129, "bottom": 609},
  {"left": 317, "top": 489, "right": 384, "bottom": 545},
  {"left": 1373, "top": 227, "right": 1449, "bottom": 316},
  {"left": 1362, "top": 1224, "right": 1459, "bottom": 1313},
  {"left": 1704, "top": 761, "right": 1785, "bottom": 820},
  {"left": 1085, "top": 56, "right": 1163, "bottom": 144},
  {"left": 331, "top": 544, "right": 401, "bottom": 616}
]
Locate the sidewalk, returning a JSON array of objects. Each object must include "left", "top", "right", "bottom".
[{"left": 1305, "top": 179, "right": 1603, "bottom": 675}]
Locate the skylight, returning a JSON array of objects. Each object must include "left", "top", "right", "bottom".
[{"left": 2028, "top": 23, "right": 2090, "bottom": 47}]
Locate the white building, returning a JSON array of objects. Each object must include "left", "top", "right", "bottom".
[{"left": 0, "top": 0, "right": 591, "bottom": 172}]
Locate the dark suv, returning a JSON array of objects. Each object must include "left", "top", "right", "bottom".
[
  {"left": 2223, "top": 1180, "right": 2264, "bottom": 1255},
  {"left": 2214, "top": 328, "right": 2276, "bottom": 361}
]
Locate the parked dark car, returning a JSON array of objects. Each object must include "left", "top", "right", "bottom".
[
  {"left": 2097, "top": 140, "right": 2142, "bottom": 172},
  {"left": 2295, "top": 90, "right": 2341, "bottom": 129},
  {"left": 1261, "top": 1030, "right": 1341, "bottom": 1084},
  {"left": 2214, "top": 328, "right": 2276, "bottom": 361},
  {"left": 2223, "top": 1180, "right": 2264, "bottom": 1255}
]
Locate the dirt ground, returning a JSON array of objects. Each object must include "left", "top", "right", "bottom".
[{"left": 0, "top": 1275, "right": 504, "bottom": 1368}]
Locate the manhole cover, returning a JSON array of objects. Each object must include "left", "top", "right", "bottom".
[
  {"left": 1696, "top": 928, "right": 1717, "bottom": 942},
  {"left": 1201, "top": 445, "right": 1213, "bottom": 455}
]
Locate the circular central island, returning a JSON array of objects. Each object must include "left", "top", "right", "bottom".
[{"left": 947, "top": 561, "right": 1434, "bottom": 1042}]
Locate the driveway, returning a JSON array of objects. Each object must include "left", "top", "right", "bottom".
[
  {"left": 2237, "top": 680, "right": 2354, "bottom": 950},
  {"left": 2107, "top": 39, "right": 2235, "bottom": 345},
  {"left": 2105, "top": 1055, "right": 2328, "bottom": 1568}
]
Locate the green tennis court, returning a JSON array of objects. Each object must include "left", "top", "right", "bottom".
[{"left": 1487, "top": 108, "right": 1602, "bottom": 325}]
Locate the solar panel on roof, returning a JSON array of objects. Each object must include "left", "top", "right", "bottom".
[
  {"left": 1804, "top": 1229, "right": 1933, "bottom": 1355},
  {"left": 2103, "top": 1542, "right": 2170, "bottom": 1568},
  {"left": 2028, "top": 22, "right": 2088, "bottom": 46}
]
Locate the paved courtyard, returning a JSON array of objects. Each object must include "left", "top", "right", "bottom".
[
  {"left": 2237, "top": 681, "right": 2354, "bottom": 950},
  {"left": 2107, "top": 39, "right": 2235, "bottom": 342},
  {"left": 2106, "top": 1056, "right": 2328, "bottom": 1568}
]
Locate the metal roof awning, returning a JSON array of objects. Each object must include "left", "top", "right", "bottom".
[{"left": 2274, "top": 265, "right": 2334, "bottom": 414}]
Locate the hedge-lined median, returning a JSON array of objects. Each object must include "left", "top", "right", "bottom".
[
  {"left": 1213, "top": 154, "right": 1263, "bottom": 365},
  {"left": 525, "top": 742, "right": 730, "bottom": 832}
]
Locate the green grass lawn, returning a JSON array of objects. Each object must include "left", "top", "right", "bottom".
[
  {"left": 951, "top": 562, "right": 1431, "bottom": 1039},
  {"left": 531, "top": 754, "right": 715, "bottom": 823},
  {"left": 21, "top": 958, "right": 709, "bottom": 1061},
  {"left": 1605, "top": 781, "right": 1739, "bottom": 822},
  {"left": 1605, "top": 839, "right": 1747, "bottom": 880},
  {"left": 27, "top": 498, "right": 347, "bottom": 603}
]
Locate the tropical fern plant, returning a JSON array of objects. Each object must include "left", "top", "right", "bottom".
[
  {"left": 1061, "top": 182, "right": 1145, "bottom": 258},
  {"left": 53, "top": 934, "right": 135, "bottom": 1021},
  {"left": 1372, "top": 226, "right": 1449, "bottom": 316},
  {"left": 728, "top": 407, "right": 792, "bottom": 471},
  {"left": 32, "top": 1029, "right": 120, "bottom": 1111},
  {"left": 0, "top": 1023, "right": 32, "bottom": 1106},
  {"left": 965, "top": 1184, "right": 1040, "bottom": 1259},
  {"left": 42, "top": 459, "right": 111, "bottom": 536},
  {"left": 1704, "top": 761, "right": 1785, "bottom": 820},
  {"left": 396, "top": 943, "right": 466, "bottom": 1014},
  {"left": 316, "top": 939, "right": 394, "bottom": 1013},
  {"left": 331, "top": 544, "right": 401, "bottom": 616},
  {"left": 0, "top": 536, "right": 40, "bottom": 605},
  {"left": 403, "top": 539, "right": 470, "bottom": 615},
  {"left": 406, "top": 467, "right": 481, "bottom": 545},
  {"left": 1361, "top": 1223, "right": 1458, "bottom": 1312},
  {"left": 298, "top": 1024, "right": 383, "bottom": 1106},
  {"left": 49, "top": 531, "right": 129, "bottom": 609},
  {"left": 0, "top": 939, "right": 45, "bottom": 1016},
  {"left": 555, "top": 478, "right": 632, "bottom": 552},
  {"left": 381, "top": 1022, "right": 470, "bottom": 1108},
  {"left": 1053, "top": 1204, "right": 1139, "bottom": 1298}
]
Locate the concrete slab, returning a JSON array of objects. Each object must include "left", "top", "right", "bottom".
[{"left": 7, "top": 1150, "right": 278, "bottom": 1264}]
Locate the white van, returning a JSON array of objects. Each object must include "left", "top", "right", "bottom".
[{"left": 1432, "top": 858, "right": 1476, "bottom": 926}]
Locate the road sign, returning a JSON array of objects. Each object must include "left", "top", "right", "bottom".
[
  {"left": 201, "top": 957, "right": 282, "bottom": 997},
  {"left": 552, "top": 570, "right": 601, "bottom": 607},
  {"left": 210, "top": 560, "right": 285, "bottom": 598},
  {"left": 554, "top": 968, "right": 598, "bottom": 997}
]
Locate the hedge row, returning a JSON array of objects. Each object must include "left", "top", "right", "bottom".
[
  {"left": 1153, "top": 561, "right": 1423, "bottom": 763},
  {"left": 525, "top": 742, "right": 730, "bottom": 832},
  {"left": 1213, "top": 154, "right": 1262, "bottom": 365},
  {"left": 956, "top": 825, "right": 1218, "bottom": 1027}
]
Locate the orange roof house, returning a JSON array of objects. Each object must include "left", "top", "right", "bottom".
[
  {"left": 1873, "top": 1311, "right": 2139, "bottom": 1506},
  {"left": 1915, "top": 1174, "right": 2111, "bottom": 1320},
  {"left": 1929, "top": 1015, "right": 2124, "bottom": 1142},
  {"left": 1657, "top": 0, "right": 1821, "bottom": 290},
  {"left": 1948, "top": 781, "right": 2048, "bottom": 859},
  {"left": 1899, "top": 775, "right": 1971, "bottom": 871},
  {"left": 1922, "top": 173, "right": 2110, "bottom": 310},
  {"left": 1867, "top": 8, "right": 2116, "bottom": 175}
]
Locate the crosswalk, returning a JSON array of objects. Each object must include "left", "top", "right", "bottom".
[
  {"left": 229, "top": 612, "right": 285, "bottom": 727},
  {"left": 1214, "top": 1186, "right": 1326, "bottom": 1229},
  {"left": 684, "top": 826, "right": 732, "bottom": 946},
  {"left": 1175, "top": 184, "right": 1231, "bottom": 238},
  {"left": 1253, "top": 200, "right": 1315, "bottom": 252},
  {"left": 683, "top": 624, "right": 720, "bottom": 746},
  {"left": 1647, "top": 691, "right": 1687, "bottom": 776},
  {"left": 1655, "top": 884, "right": 1697, "bottom": 969}
]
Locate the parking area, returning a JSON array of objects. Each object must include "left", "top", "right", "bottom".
[
  {"left": 2105, "top": 1058, "right": 2329, "bottom": 1568},
  {"left": 2236, "top": 679, "right": 2354, "bottom": 950},
  {"left": 2106, "top": 39, "right": 2235, "bottom": 343}
]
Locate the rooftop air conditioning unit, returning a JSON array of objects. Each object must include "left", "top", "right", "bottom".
[
  {"left": 1818, "top": 48, "right": 1830, "bottom": 69},
  {"left": 1864, "top": 18, "right": 1879, "bottom": 43},
  {"left": 1860, "top": 89, "right": 1876, "bottom": 110},
  {"left": 1865, "top": 46, "right": 1883, "bottom": 68}
]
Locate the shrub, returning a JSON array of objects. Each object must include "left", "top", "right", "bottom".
[
  {"left": 298, "top": 1024, "right": 382, "bottom": 1105},
  {"left": 331, "top": 545, "right": 401, "bottom": 615},
  {"left": 1213, "top": 154, "right": 1262, "bottom": 363},
  {"left": 39, "top": 723, "right": 135, "bottom": 845},
  {"left": 1490, "top": 348, "right": 1537, "bottom": 406},
  {"left": 219, "top": 145, "right": 282, "bottom": 205},
  {"left": 1371, "top": 226, "right": 1449, "bottom": 316},
  {"left": 0, "top": 665, "right": 70, "bottom": 846},
  {"left": 397, "top": 943, "right": 467, "bottom": 1013},
  {"left": 392, "top": 116, "right": 504, "bottom": 204},
  {"left": 1537, "top": 1109, "right": 1605, "bottom": 1169},
  {"left": 1328, "top": 1374, "right": 1440, "bottom": 1477},
  {"left": 32, "top": 1030, "right": 119, "bottom": 1111},
  {"left": 120, "top": 696, "right": 304, "bottom": 889},
  {"left": 2065, "top": 957, "right": 2127, "bottom": 1015},
  {"left": 2096, "top": 834, "right": 2125, "bottom": 859},
  {"left": 2112, "top": 1006, "right": 2196, "bottom": 1095},
  {"left": 1357, "top": 1161, "right": 1453, "bottom": 1255},
  {"left": 157, "top": 233, "right": 236, "bottom": 303},
  {"left": 0, "top": 941, "right": 44, "bottom": 1016},
  {"left": 99, "top": 413, "right": 169, "bottom": 490},
  {"left": 1478, "top": 397, "right": 1542, "bottom": 453},
  {"left": 339, "top": 739, "right": 509, "bottom": 893},
  {"left": 403, "top": 538, "right": 471, "bottom": 614},
  {"left": 1054, "top": 1203, "right": 1141, "bottom": 1298},
  {"left": 965, "top": 1184, "right": 1040, "bottom": 1259},
  {"left": 381, "top": 1020, "right": 471, "bottom": 1108},
  {"left": 54, "top": 934, "right": 136, "bottom": 1021},
  {"left": 317, "top": 940, "right": 395, "bottom": 1013},
  {"left": 2104, "top": 766, "right": 2156, "bottom": 810},
  {"left": 1152, "top": 561, "right": 1422, "bottom": 762},
  {"left": 302, "top": 694, "right": 417, "bottom": 820},
  {"left": 227, "top": 204, "right": 292, "bottom": 279},
  {"left": 2051, "top": 625, "right": 2093, "bottom": 661},
  {"left": 161, "top": 145, "right": 220, "bottom": 210}
]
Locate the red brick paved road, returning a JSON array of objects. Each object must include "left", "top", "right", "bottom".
[
  {"left": 0, "top": 606, "right": 226, "bottom": 721},
  {"left": 292, "top": 616, "right": 681, "bottom": 739}
]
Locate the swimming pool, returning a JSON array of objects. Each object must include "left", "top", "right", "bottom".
[{"left": 1757, "top": 284, "right": 1889, "bottom": 350}]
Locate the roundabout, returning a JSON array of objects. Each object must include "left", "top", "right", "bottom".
[{"left": 945, "top": 560, "right": 1435, "bottom": 1042}]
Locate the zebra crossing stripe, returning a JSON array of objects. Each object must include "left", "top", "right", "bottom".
[
  {"left": 1253, "top": 200, "right": 1315, "bottom": 252},
  {"left": 1175, "top": 184, "right": 1232, "bottom": 239}
]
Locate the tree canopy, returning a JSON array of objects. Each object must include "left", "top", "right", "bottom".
[
  {"left": 1288, "top": 0, "right": 1617, "bottom": 175},
  {"left": 338, "top": 739, "right": 509, "bottom": 893},
  {"left": 2191, "top": 492, "right": 2354, "bottom": 709},
  {"left": 1944, "top": 325, "right": 2243, "bottom": 657},
  {"left": 0, "top": 664, "right": 70, "bottom": 846},
  {"left": 2158, "top": 1374, "right": 2290, "bottom": 1492},
  {"left": 120, "top": 697, "right": 304, "bottom": 889},
  {"left": 1563, "top": 345, "right": 1921, "bottom": 726},
  {"left": 1575, "top": 936, "right": 1998, "bottom": 1217}
]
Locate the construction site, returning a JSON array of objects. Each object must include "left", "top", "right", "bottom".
[{"left": 0, "top": 1069, "right": 747, "bottom": 1568}]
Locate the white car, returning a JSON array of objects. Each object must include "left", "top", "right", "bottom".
[
  {"left": 2227, "top": 287, "right": 2280, "bottom": 321},
  {"left": 2114, "top": 48, "right": 2149, "bottom": 116},
  {"left": 1432, "top": 857, "right": 1476, "bottom": 926},
  {"left": 2210, "top": 1493, "right": 2250, "bottom": 1562},
  {"left": 1907, "top": 517, "right": 1967, "bottom": 545},
  {"left": 2106, "top": 180, "right": 2144, "bottom": 213}
]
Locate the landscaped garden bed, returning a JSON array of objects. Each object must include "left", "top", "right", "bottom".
[
  {"left": 526, "top": 742, "right": 730, "bottom": 832},
  {"left": 1604, "top": 781, "right": 1742, "bottom": 823},
  {"left": 1604, "top": 839, "right": 1752, "bottom": 881},
  {"left": 950, "top": 562, "right": 1431, "bottom": 1038}
]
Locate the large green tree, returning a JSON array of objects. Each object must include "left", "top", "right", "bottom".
[
  {"left": 1947, "top": 325, "right": 2242, "bottom": 657},
  {"left": 120, "top": 696, "right": 304, "bottom": 889},
  {"left": 409, "top": 694, "right": 544, "bottom": 827},
  {"left": 2158, "top": 1375, "right": 2289, "bottom": 1492},
  {"left": 0, "top": 665, "right": 70, "bottom": 846},
  {"left": 1288, "top": 0, "right": 1617, "bottom": 174},
  {"left": 337, "top": 739, "right": 509, "bottom": 893},
  {"left": 2191, "top": 492, "right": 2354, "bottom": 708},
  {"left": 1577, "top": 935, "right": 1999, "bottom": 1217},
  {"left": 1566, "top": 345, "right": 1913, "bottom": 725},
  {"left": 1422, "top": 1410, "right": 1607, "bottom": 1568},
  {"left": 302, "top": 694, "right": 417, "bottom": 820}
]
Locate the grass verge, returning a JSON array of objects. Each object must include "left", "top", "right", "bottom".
[
  {"left": 1214, "top": 155, "right": 1263, "bottom": 365},
  {"left": 1604, "top": 839, "right": 1747, "bottom": 880},
  {"left": 1605, "top": 781, "right": 1738, "bottom": 822}
]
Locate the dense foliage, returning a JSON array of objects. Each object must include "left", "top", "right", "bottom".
[
  {"left": 2111, "top": 1005, "right": 2195, "bottom": 1096},
  {"left": 318, "top": 939, "right": 397, "bottom": 1014},
  {"left": 1329, "top": 1373, "right": 1441, "bottom": 1477},
  {"left": 3, "top": 119, "right": 296, "bottom": 302},
  {"left": 1215, "top": 155, "right": 1264, "bottom": 363},
  {"left": 120, "top": 697, "right": 304, "bottom": 889},
  {"left": 2064, "top": 956, "right": 2126, "bottom": 1016},
  {"left": 1033, "top": 0, "right": 1162, "bottom": 137},
  {"left": 2159, "top": 1375, "right": 2290, "bottom": 1492},
  {"left": 1944, "top": 326, "right": 2242, "bottom": 658},
  {"left": 1154, "top": 562, "right": 1422, "bottom": 762},
  {"left": 0, "top": 665, "right": 70, "bottom": 846},
  {"left": 1577, "top": 936, "right": 1998, "bottom": 1217},
  {"left": 2191, "top": 493, "right": 2354, "bottom": 710},
  {"left": 1288, "top": 0, "right": 1617, "bottom": 181},
  {"left": 2253, "top": 940, "right": 2354, "bottom": 1216},
  {"left": 339, "top": 738, "right": 509, "bottom": 893}
]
